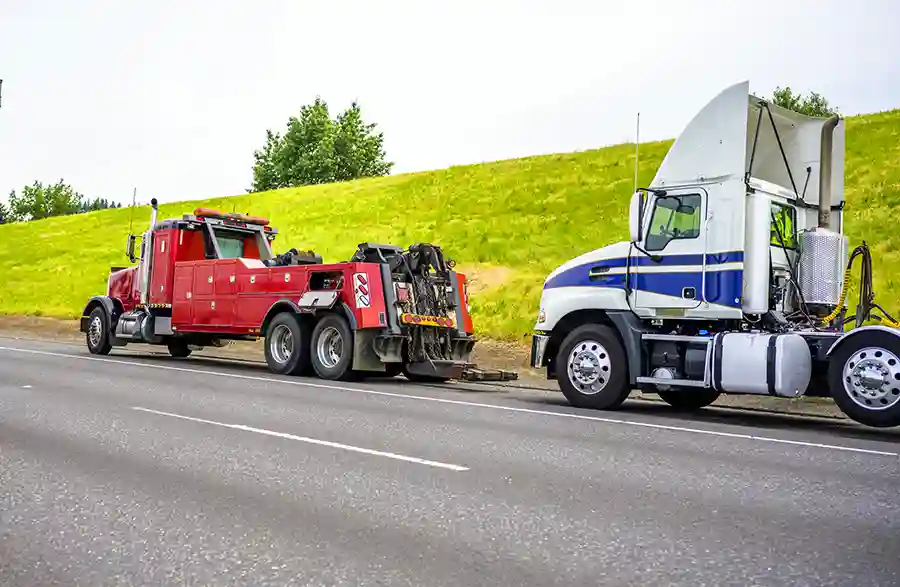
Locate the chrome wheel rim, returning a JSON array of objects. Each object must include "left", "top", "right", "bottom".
[
  {"left": 842, "top": 346, "right": 900, "bottom": 411},
  {"left": 316, "top": 326, "right": 343, "bottom": 369},
  {"left": 567, "top": 339, "right": 612, "bottom": 395},
  {"left": 88, "top": 316, "right": 103, "bottom": 347},
  {"left": 270, "top": 324, "right": 294, "bottom": 364}
]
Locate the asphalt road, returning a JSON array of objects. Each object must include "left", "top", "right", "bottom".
[{"left": 1, "top": 338, "right": 899, "bottom": 586}]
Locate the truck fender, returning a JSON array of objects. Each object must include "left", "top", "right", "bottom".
[
  {"left": 79, "top": 296, "right": 122, "bottom": 333},
  {"left": 260, "top": 299, "right": 303, "bottom": 335},
  {"left": 825, "top": 325, "right": 900, "bottom": 358},
  {"left": 541, "top": 308, "right": 647, "bottom": 384},
  {"left": 260, "top": 299, "right": 358, "bottom": 336},
  {"left": 535, "top": 286, "right": 630, "bottom": 332},
  {"left": 606, "top": 311, "right": 652, "bottom": 385},
  {"left": 339, "top": 302, "right": 358, "bottom": 330}
]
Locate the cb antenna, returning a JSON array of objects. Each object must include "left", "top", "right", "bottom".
[
  {"left": 128, "top": 187, "right": 137, "bottom": 233},
  {"left": 633, "top": 111, "right": 640, "bottom": 193}
]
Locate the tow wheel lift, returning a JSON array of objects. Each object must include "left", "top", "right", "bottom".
[{"left": 460, "top": 364, "right": 519, "bottom": 382}]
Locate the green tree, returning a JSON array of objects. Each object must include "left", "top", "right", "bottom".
[
  {"left": 249, "top": 97, "right": 392, "bottom": 192},
  {"left": 0, "top": 200, "right": 8, "bottom": 224},
  {"left": 8, "top": 180, "right": 84, "bottom": 221},
  {"left": 770, "top": 86, "right": 839, "bottom": 117},
  {"left": 5, "top": 179, "right": 116, "bottom": 222}
]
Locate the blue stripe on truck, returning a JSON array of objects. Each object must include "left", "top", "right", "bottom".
[{"left": 544, "top": 251, "right": 744, "bottom": 308}]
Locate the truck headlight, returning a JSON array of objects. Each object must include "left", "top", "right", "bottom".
[{"left": 538, "top": 308, "right": 546, "bottom": 324}]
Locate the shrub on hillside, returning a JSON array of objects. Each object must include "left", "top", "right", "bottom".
[{"left": 248, "top": 98, "right": 392, "bottom": 192}]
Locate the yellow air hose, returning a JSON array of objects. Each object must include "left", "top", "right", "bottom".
[
  {"left": 820, "top": 265, "right": 853, "bottom": 326},
  {"left": 819, "top": 242, "right": 900, "bottom": 328}
]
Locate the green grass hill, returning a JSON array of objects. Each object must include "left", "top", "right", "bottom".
[{"left": 1, "top": 109, "right": 899, "bottom": 342}]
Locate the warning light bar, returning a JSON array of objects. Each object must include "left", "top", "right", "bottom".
[{"left": 194, "top": 208, "right": 270, "bottom": 226}]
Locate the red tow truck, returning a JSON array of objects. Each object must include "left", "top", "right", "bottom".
[{"left": 80, "top": 198, "right": 514, "bottom": 382}]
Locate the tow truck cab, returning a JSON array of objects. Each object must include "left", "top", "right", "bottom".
[{"left": 108, "top": 206, "right": 280, "bottom": 315}]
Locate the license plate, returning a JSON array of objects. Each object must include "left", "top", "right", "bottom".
[{"left": 399, "top": 313, "right": 456, "bottom": 328}]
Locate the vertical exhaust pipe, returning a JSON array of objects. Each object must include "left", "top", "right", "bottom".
[
  {"left": 148, "top": 197, "right": 158, "bottom": 231},
  {"left": 139, "top": 198, "right": 159, "bottom": 306},
  {"left": 818, "top": 115, "right": 840, "bottom": 230}
]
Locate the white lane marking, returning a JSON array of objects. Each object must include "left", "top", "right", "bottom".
[
  {"left": 132, "top": 406, "right": 469, "bottom": 472},
  {"left": 1, "top": 345, "right": 897, "bottom": 458},
  {"left": 22, "top": 385, "right": 32, "bottom": 389}
]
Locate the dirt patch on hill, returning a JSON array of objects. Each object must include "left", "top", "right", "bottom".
[{"left": 455, "top": 264, "right": 514, "bottom": 294}]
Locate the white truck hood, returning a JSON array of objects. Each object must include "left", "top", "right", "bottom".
[{"left": 545, "top": 241, "right": 632, "bottom": 284}]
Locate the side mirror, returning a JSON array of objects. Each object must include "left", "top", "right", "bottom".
[
  {"left": 629, "top": 192, "right": 644, "bottom": 243},
  {"left": 126, "top": 234, "right": 137, "bottom": 263}
]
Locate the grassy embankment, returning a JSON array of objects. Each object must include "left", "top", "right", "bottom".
[{"left": 1, "top": 109, "right": 898, "bottom": 343}]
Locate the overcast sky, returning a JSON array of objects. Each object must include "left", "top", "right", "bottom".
[{"left": 1, "top": 0, "right": 898, "bottom": 205}]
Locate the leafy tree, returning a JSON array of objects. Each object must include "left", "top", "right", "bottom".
[
  {"left": 0, "top": 200, "right": 8, "bottom": 225},
  {"left": 770, "top": 86, "right": 839, "bottom": 117},
  {"left": 5, "top": 179, "right": 118, "bottom": 222},
  {"left": 249, "top": 97, "right": 392, "bottom": 192},
  {"left": 8, "top": 180, "right": 83, "bottom": 221}
]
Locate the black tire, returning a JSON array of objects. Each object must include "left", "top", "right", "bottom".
[
  {"left": 828, "top": 330, "right": 900, "bottom": 428},
  {"left": 86, "top": 306, "right": 113, "bottom": 355},
  {"left": 264, "top": 312, "right": 312, "bottom": 376},
  {"left": 555, "top": 323, "right": 630, "bottom": 410},
  {"left": 656, "top": 388, "right": 720, "bottom": 411},
  {"left": 167, "top": 339, "right": 192, "bottom": 358},
  {"left": 310, "top": 313, "right": 354, "bottom": 381}
]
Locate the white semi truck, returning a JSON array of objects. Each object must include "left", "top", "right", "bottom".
[{"left": 529, "top": 80, "right": 900, "bottom": 428}]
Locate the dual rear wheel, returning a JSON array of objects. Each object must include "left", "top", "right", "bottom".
[
  {"left": 264, "top": 312, "right": 355, "bottom": 380},
  {"left": 264, "top": 311, "right": 451, "bottom": 382}
]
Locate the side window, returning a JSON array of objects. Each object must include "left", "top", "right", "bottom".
[
  {"left": 644, "top": 194, "right": 702, "bottom": 252},
  {"left": 769, "top": 203, "right": 796, "bottom": 249}
]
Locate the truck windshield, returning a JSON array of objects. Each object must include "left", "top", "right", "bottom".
[{"left": 212, "top": 227, "right": 246, "bottom": 258}]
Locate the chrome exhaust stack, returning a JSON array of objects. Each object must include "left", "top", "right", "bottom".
[
  {"left": 138, "top": 198, "right": 159, "bottom": 306},
  {"left": 817, "top": 115, "right": 841, "bottom": 230}
]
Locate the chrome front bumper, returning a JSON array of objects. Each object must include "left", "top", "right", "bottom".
[{"left": 530, "top": 334, "right": 550, "bottom": 369}]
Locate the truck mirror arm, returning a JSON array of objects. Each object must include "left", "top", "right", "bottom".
[
  {"left": 631, "top": 242, "right": 662, "bottom": 264},
  {"left": 635, "top": 187, "right": 667, "bottom": 196}
]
